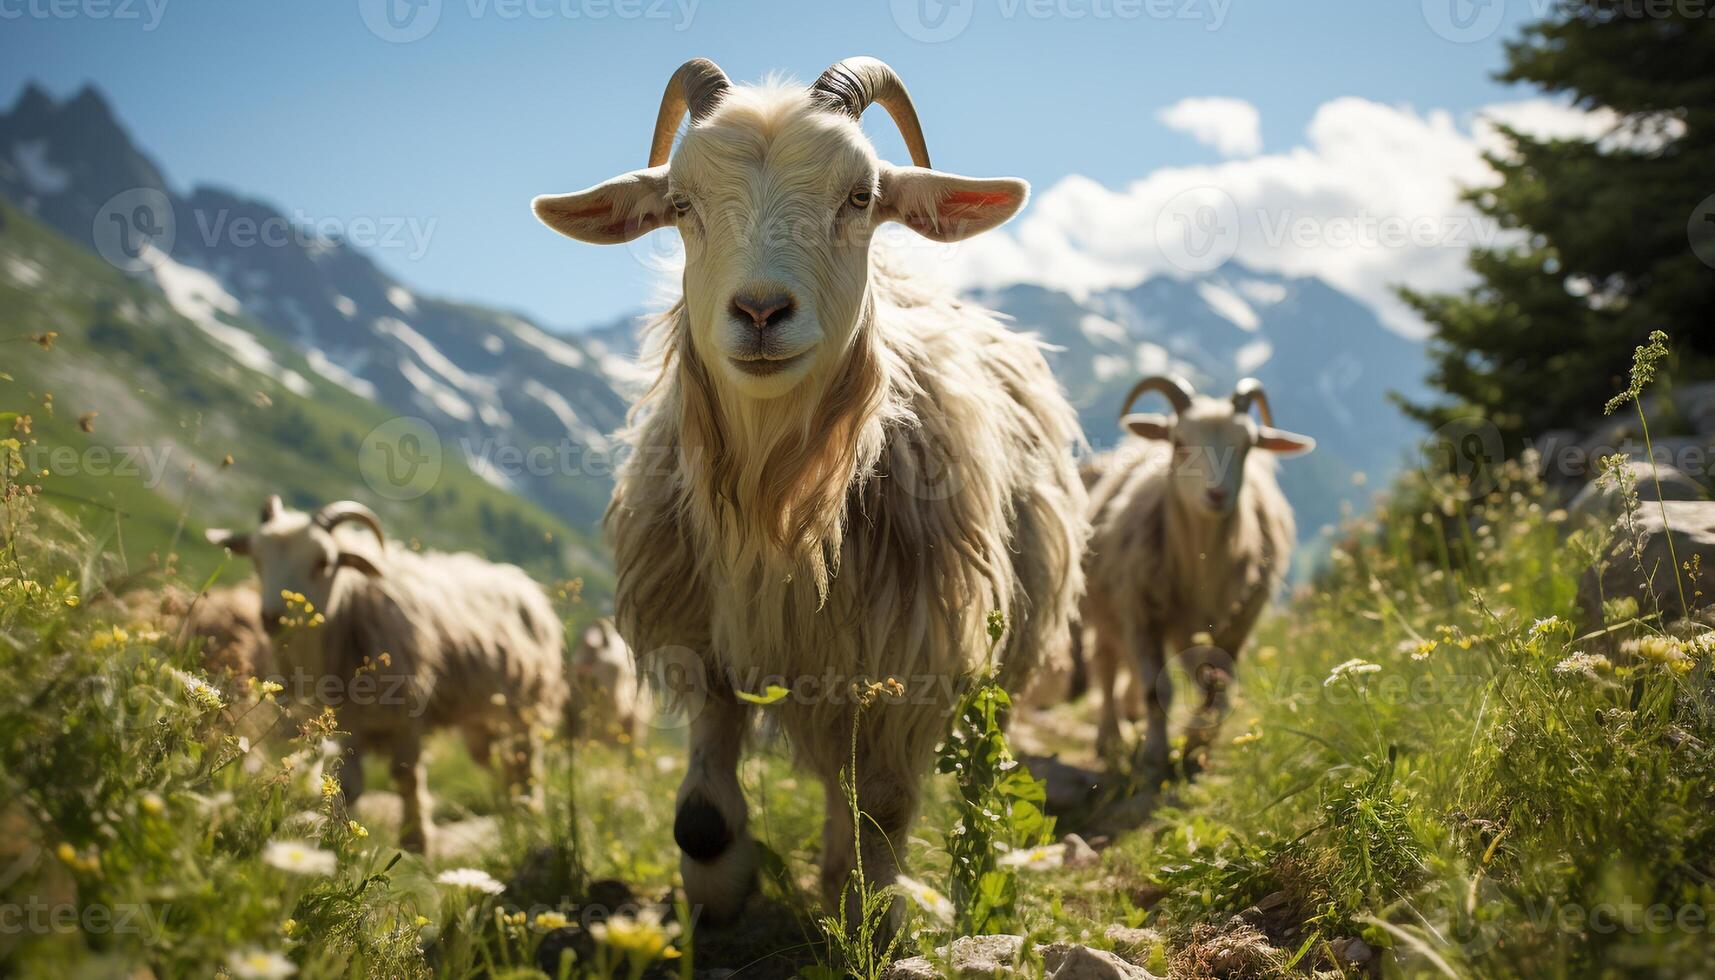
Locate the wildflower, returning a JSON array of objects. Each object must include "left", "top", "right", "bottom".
[
  {"left": 1324, "top": 659, "right": 1381, "bottom": 686},
  {"left": 11, "top": 414, "right": 29, "bottom": 435},
  {"left": 30, "top": 331, "right": 56, "bottom": 351},
  {"left": 320, "top": 775, "right": 340, "bottom": 800},
  {"left": 588, "top": 905, "right": 680, "bottom": 962},
  {"left": 534, "top": 911, "right": 570, "bottom": 930},
  {"left": 1621, "top": 636, "right": 1694, "bottom": 674},
  {"left": 181, "top": 674, "right": 225, "bottom": 711},
  {"left": 89, "top": 626, "right": 129, "bottom": 652},
  {"left": 261, "top": 839, "right": 337, "bottom": 877},
  {"left": 998, "top": 843, "right": 1065, "bottom": 872},
  {"left": 415, "top": 915, "right": 430, "bottom": 928},
  {"left": 1232, "top": 730, "right": 1262, "bottom": 747},
  {"left": 140, "top": 793, "right": 165, "bottom": 816},
  {"left": 347, "top": 820, "right": 369, "bottom": 839},
  {"left": 222, "top": 454, "right": 235, "bottom": 468},
  {"left": 281, "top": 918, "right": 299, "bottom": 937},
  {"left": 259, "top": 679, "right": 284, "bottom": 700},
  {"left": 1554, "top": 652, "right": 1613, "bottom": 680},
  {"left": 1190, "top": 631, "right": 1215, "bottom": 648},
  {"left": 64, "top": 595, "right": 78, "bottom": 608},
  {"left": 227, "top": 948, "right": 297, "bottom": 979},
  {"left": 894, "top": 875, "right": 955, "bottom": 925},
  {"left": 435, "top": 867, "right": 505, "bottom": 895},
  {"left": 1399, "top": 638, "right": 1437, "bottom": 661},
  {"left": 1529, "top": 616, "right": 1564, "bottom": 639}
]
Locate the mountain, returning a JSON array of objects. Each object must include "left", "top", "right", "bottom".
[
  {"left": 1, "top": 82, "right": 1428, "bottom": 563},
  {"left": 0, "top": 83, "right": 637, "bottom": 534}
]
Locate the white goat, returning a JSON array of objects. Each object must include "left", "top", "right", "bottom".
[
  {"left": 207, "top": 496, "right": 568, "bottom": 851},
  {"left": 569, "top": 617, "right": 647, "bottom": 742},
  {"left": 533, "top": 58, "right": 1086, "bottom": 925},
  {"left": 1083, "top": 377, "right": 1312, "bottom": 777}
]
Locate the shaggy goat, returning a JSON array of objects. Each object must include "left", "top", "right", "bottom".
[
  {"left": 533, "top": 57, "right": 1086, "bottom": 924},
  {"left": 568, "top": 617, "right": 647, "bottom": 742},
  {"left": 207, "top": 496, "right": 568, "bottom": 851},
  {"left": 1083, "top": 376, "right": 1312, "bottom": 777}
]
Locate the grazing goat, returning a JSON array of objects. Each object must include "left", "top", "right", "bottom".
[
  {"left": 206, "top": 496, "right": 568, "bottom": 852},
  {"left": 569, "top": 618, "right": 647, "bottom": 742},
  {"left": 1083, "top": 377, "right": 1311, "bottom": 777},
  {"left": 533, "top": 57, "right": 1086, "bottom": 925}
]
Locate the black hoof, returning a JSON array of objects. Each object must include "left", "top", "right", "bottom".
[{"left": 673, "top": 794, "right": 733, "bottom": 862}]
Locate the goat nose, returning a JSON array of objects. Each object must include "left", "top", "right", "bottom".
[
  {"left": 1205, "top": 487, "right": 1229, "bottom": 507},
  {"left": 729, "top": 289, "right": 796, "bottom": 331}
]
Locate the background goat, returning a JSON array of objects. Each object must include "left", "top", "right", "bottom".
[
  {"left": 207, "top": 496, "right": 568, "bottom": 852},
  {"left": 1083, "top": 376, "right": 1312, "bottom": 778},
  {"left": 533, "top": 57, "right": 1087, "bottom": 925}
]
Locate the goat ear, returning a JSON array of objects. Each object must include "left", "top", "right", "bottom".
[
  {"left": 336, "top": 551, "right": 383, "bottom": 577},
  {"left": 206, "top": 529, "right": 250, "bottom": 555},
  {"left": 879, "top": 165, "right": 1028, "bottom": 243},
  {"left": 1256, "top": 426, "right": 1315, "bottom": 456},
  {"left": 1123, "top": 412, "right": 1174, "bottom": 442},
  {"left": 533, "top": 166, "right": 672, "bottom": 245}
]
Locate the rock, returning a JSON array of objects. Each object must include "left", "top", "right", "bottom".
[
  {"left": 1103, "top": 925, "right": 1164, "bottom": 960},
  {"left": 1534, "top": 428, "right": 1588, "bottom": 486},
  {"left": 1040, "top": 941, "right": 1160, "bottom": 978},
  {"left": 1328, "top": 937, "right": 1374, "bottom": 966},
  {"left": 1062, "top": 833, "right": 1101, "bottom": 868},
  {"left": 1568, "top": 459, "right": 1707, "bottom": 526},
  {"left": 1578, "top": 499, "right": 1715, "bottom": 630},
  {"left": 884, "top": 935, "right": 1023, "bottom": 979},
  {"left": 1675, "top": 381, "right": 1715, "bottom": 437},
  {"left": 885, "top": 936, "right": 1163, "bottom": 979}
]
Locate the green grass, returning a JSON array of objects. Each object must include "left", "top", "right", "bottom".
[{"left": 4, "top": 316, "right": 1714, "bottom": 976}]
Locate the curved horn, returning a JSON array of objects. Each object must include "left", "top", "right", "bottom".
[
  {"left": 647, "top": 58, "right": 732, "bottom": 167},
  {"left": 809, "top": 57, "right": 932, "bottom": 168},
  {"left": 314, "top": 501, "right": 384, "bottom": 545},
  {"left": 1231, "top": 377, "right": 1274, "bottom": 427},
  {"left": 1119, "top": 374, "right": 1195, "bottom": 420}
]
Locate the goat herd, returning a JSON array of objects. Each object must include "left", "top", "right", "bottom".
[{"left": 184, "top": 58, "right": 1316, "bottom": 929}]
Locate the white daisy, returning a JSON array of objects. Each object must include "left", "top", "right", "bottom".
[
  {"left": 261, "top": 839, "right": 336, "bottom": 877},
  {"left": 227, "top": 948, "right": 297, "bottom": 979},
  {"left": 435, "top": 867, "right": 505, "bottom": 895},
  {"left": 893, "top": 874, "right": 954, "bottom": 925},
  {"left": 998, "top": 843, "right": 1065, "bottom": 872},
  {"left": 1324, "top": 659, "right": 1381, "bottom": 687}
]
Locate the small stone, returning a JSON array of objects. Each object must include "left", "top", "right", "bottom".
[
  {"left": 1062, "top": 833, "right": 1101, "bottom": 868},
  {"left": 1329, "top": 937, "right": 1373, "bottom": 965}
]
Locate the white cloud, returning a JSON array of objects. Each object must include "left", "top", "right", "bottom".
[
  {"left": 1157, "top": 97, "right": 1263, "bottom": 158},
  {"left": 944, "top": 96, "right": 1625, "bottom": 338}
]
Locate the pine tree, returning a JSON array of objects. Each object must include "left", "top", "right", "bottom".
[{"left": 1402, "top": 1, "right": 1715, "bottom": 449}]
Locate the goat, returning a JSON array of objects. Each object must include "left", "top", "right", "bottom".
[
  {"left": 568, "top": 617, "right": 647, "bottom": 743},
  {"left": 532, "top": 57, "right": 1087, "bottom": 925},
  {"left": 1082, "top": 376, "right": 1311, "bottom": 777},
  {"left": 206, "top": 496, "right": 568, "bottom": 852}
]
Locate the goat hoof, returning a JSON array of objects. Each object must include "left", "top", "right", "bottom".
[{"left": 680, "top": 834, "right": 756, "bottom": 926}]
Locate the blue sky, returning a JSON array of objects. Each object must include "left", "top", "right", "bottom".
[{"left": 1, "top": 0, "right": 1552, "bottom": 330}]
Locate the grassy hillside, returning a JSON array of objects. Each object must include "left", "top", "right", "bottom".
[
  {"left": 4, "top": 278, "right": 1713, "bottom": 976},
  {"left": 0, "top": 199, "right": 609, "bottom": 596}
]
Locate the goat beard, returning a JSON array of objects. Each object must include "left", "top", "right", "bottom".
[{"left": 670, "top": 304, "right": 891, "bottom": 601}]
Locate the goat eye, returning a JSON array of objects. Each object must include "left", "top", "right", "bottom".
[
  {"left": 670, "top": 194, "right": 692, "bottom": 217},
  {"left": 848, "top": 189, "right": 873, "bottom": 210}
]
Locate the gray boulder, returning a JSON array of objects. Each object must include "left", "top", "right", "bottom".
[
  {"left": 1578, "top": 499, "right": 1715, "bottom": 630},
  {"left": 1567, "top": 459, "right": 1707, "bottom": 527},
  {"left": 884, "top": 935, "right": 1161, "bottom": 979}
]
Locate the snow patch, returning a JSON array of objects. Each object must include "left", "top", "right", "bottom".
[
  {"left": 507, "top": 317, "right": 586, "bottom": 369},
  {"left": 150, "top": 250, "right": 312, "bottom": 396},
  {"left": 1196, "top": 281, "right": 1260, "bottom": 331},
  {"left": 399, "top": 359, "right": 474, "bottom": 422},
  {"left": 482, "top": 334, "right": 505, "bottom": 355},
  {"left": 305, "top": 348, "right": 379, "bottom": 400},
  {"left": 386, "top": 286, "right": 418, "bottom": 315},
  {"left": 524, "top": 379, "right": 612, "bottom": 453},
  {"left": 1237, "top": 280, "right": 1288, "bottom": 307},
  {"left": 1236, "top": 338, "right": 1274, "bottom": 374},
  {"left": 332, "top": 295, "right": 357, "bottom": 318},
  {"left": 4, "top": 255, "right": 43, "bottom": 286},
  {"left": 1079, "top": 314, "right": 1126, "bottom": 345},
  {"left": 13, "top": 140, "right": 69, "bottom": 195}
]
